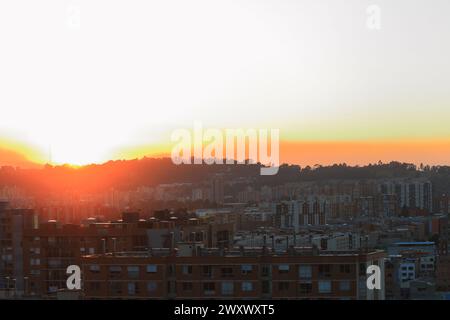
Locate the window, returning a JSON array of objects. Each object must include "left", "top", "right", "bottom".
[
  {"left": 30, "top": 258, "right": 40, "bottom": 266},
  {"left": 203, "top": 266, "right": 212, "bottom": 277},
  {"left": 168, "top": 280, "right": 176, "bottom": 294},
  {"left": 318, "top": 281, "right": 332, "bottom": 294},
  {"left": 108, "top": 266, "right": 121, "bottom": 279},
  {"left": 262, "top": 281, "right": 271, "bottom": 294},
  {"left": 241, "top": 265, "right": 253, "bottom": 274},
  {"left": 221, "top": 267, "right": 233, "bottom": 277},
  {"left": 278, "top": 264, "right": 290, "bottom": 273},
  {"left": 128, "top": 282, "right": 136, "bottom": 295},
  {"left": 299, "top": 265, "right": 312, "bottom": 280},
  {"left": 168, "top": 265, "right": 175, "bottom": 276},
  {"left": 110, "top": 282, "right": 122, "bottom": 295},
  {"left": 147, "top": 281, "right": 157, "bottom": 293},
  {"left": 299, "top": 283, "right": 312, "bottom": 294},
  {"left": 359, "top": 263, "right": 366, "bottom": 276},
  {"left": 89, "top": 282, "right": 101, "bottom": 291},
  {"left": 261, "top": 265, "right": 271, "bottom": 277},
  {"left": 242, "top": 282, "right": 253, "bottom": 292},
  {"left": 89, "top": 264, "right": 100, "bottom": 273},
  {"left": 182, "top": 265, "right": 192, "bottom": 275},
  {"left": 109, "top": 266, "right": 122, "bottom": 273},
  {"left": 339, "top": 281, "right": 351, "bottom": 291},
  {"left": 203, "top": 282, "right": 215, "bottom": 294},
  {"left": 48, "top": 286, "right": 58, "bottom": 293},
  {"left": 127, "top": 266, "right": 139, "bottom": 279},
  {"left": 339, "top": 264, "right": 351, "bottom": 273},
  {"left": 49, "top": 259, "right": 62, "bottom": 268},
  {"left": 48, "top": 237, "right": 56, "bottom": 246},
  {"left": 146, "top": 264, "right": 157, "bottom": 273},
  {"left": 221, "top": 282, "right": 234, "bottom": 295},
  {"left": 278, "top": 282, "right": 289, "bottom": 291},
  {"left": 88, "top": 248, "right": 95, "bottom": 254},
  {"left": 318, "top": 265, "right": 331, "bottom": 277},
  {"left": 182, "top": 282, "right": 193, "bottom": 291}
]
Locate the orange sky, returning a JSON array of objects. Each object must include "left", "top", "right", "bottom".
[
  {"left": 280, "top": 140, "right": 450, "bottom": 167},
  {"left": 111, "top": 139, "right": 450, "bottom": 167},
  {"left": 1, "top": 139, "right": 450, "bottom": 168}
]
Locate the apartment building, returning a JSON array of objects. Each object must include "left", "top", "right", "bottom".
[
  {"left": 274, "top": 198, "right": 328, "bottom": 231},
  {"left": 22, "top": 217, "right": 148, "bottom": 297},
  {"left": 81, "top": 246, "right": 386, "bottom": 300},
  {"left": 0, "top": 201, "right": 38, "bottom": 296}
]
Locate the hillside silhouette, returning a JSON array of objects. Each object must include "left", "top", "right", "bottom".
[{"left": 1, "top": 158, "right": 450, "bottom": 196}]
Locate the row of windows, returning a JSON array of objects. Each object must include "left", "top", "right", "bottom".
[
  {"left": 87, "top": 264, "right": 354, "bottom": 278},
  {"left": 89, "top": 264, "right": 158, "bottom": 274},
  {"left": 185, "top": 265, "right": 254, "bottom": 275},
  {"left": 87, "top": 280, "right": 352, "bottom": 295}
]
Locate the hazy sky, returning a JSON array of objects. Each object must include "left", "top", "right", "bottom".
[{"left": 0, "top": 0, "right": 449, "bottom": 165}]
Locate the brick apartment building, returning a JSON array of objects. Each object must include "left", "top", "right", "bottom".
[
  {"left": 81, "top": 246, "right": 386, "bottom": 300},
  {"left": 0, "top": 201, "right": 37, "bottom": 295},
  {"left": 436, "top": 255, "right": 450, "bottom": 291},
  {"left": 23, "top": 219, "right": 148, "bottom": 296},
  {"left": 22, "top": 218, "right": 233, "bottom": 297}
]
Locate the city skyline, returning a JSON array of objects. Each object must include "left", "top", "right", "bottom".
[{"left": 2, "top": 0, "right": 450, "bottom": 307}]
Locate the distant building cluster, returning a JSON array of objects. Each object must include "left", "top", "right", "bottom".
[{"left": 1, "top": 175, "right": 450, "bottom": 300}]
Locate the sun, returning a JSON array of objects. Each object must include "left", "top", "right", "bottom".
[
  {"left": 25, "top": 122, "right": 123, "bottom": 166},
  {"left": 49, "top": 144, "right": 108, "bottom": 166}
]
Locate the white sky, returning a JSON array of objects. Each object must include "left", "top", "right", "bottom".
[{"left": 0, "top": 0, "right": 449, "bottom": 164}]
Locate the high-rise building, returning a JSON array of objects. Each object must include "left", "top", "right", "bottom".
[
  {"left": 274, "top": 197, "right": 328, "bottom": 231},
  {"left": 0, "top": 201, "right": 38, "bottom": 297},
  {"left": 211, "top": 176, "right": 224, "bottom": 205},
  {"left": 380, "top": 179, "right": 433, "bottom": 212}
]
